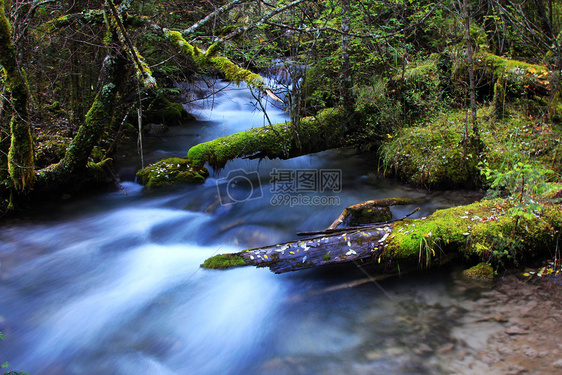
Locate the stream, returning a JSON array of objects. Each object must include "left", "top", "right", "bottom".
[{"left": 1, "top": 79, "right": 496, "bottom": 374}]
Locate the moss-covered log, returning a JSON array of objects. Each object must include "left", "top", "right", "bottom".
[
  {"left": 132, "top": 18, "right": 281, "bottom": 101},
  {"left": 187, "top": 107, "right": 349, "bottom": 170},
  {"left": 201, "top": 193, "right": 562, "bottom": 274}
]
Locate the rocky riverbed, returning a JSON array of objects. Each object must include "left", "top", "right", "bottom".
[
  {"left": 252, "top": 268, "right": 562, "bottom": 375},
  {"left": 438, "top": 272, "right": 562, "bottom": 374}
]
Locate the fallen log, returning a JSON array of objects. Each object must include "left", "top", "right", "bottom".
[
  {"left": 202, "top": 197, "right": 423, "bottom": 273},
  {"left": 239, "top": 224, "right": 393, "bottom": 273},
  {"left": 201, "top": 194, "right": 562, "bottom": 274}
]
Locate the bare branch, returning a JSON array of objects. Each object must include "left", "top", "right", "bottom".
[{"left": 181, "top": 0, "right": 253, "bottom": 38}]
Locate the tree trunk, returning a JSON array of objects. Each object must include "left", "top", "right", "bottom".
[
  {"left": 0, "top": 0, "right": 35, "bottom": 192},
  {"left": 340, "top": 0, "right": 353, "bottom": 113},
  {"left": 36, "top": 9, "right": 127, "bottom": 193},
  {"left": 461, "top": 0, "right": 478, "bottom": 141}
]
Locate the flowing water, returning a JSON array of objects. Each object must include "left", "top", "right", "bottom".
[{"left": 1, "top": 79, "right": 490, "bottom": 374}]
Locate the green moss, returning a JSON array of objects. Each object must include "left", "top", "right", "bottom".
[
  {"left": 136, "top": 157, "right": 209, "bottom": 187},
  {"left": 380, "top": 109, "right": 479, "bottom": 188},
  {"left": 483, "top": 53, "right": 549, "bottom": 77},
  {"left": 164, "top": 30, "right": 195, "bottom": 56},
  {"left": 201, "top": 254, "right": 247, "bottom": 270},
  {"left": 188, "top": 108, "right": 347, "bottom": 169},
  {"left": 384, "top": 198, "right": 562, "bottom": 267},
  {"left": 209, "top": 56, "right": 264, "bottom": 87},
  {"left": 144, "top": 96, "right": 191, "bottom": 124},
  {"left": 381, "top": 104, "right": 562, "bottom": 189},
  {"left": 463, "top": 262, "right": 494, "bottom": 281}
]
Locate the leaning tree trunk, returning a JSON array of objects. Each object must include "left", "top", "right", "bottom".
[
  {"left": 36, "top": 9, "right": 127, "bottom": 193},
  {"left": 0, "top": 0, "right": 35, "bottom": 193}
]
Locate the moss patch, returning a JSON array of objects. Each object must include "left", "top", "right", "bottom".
[
  {"left": 380, "top": 109, "right": 479, "bottom": 188},
  {"left": 380, "top": 106, "right": 562, "bottom": 188},
  {"left": 201, "top": 254, "right": 247, "bottom": 270},
  {"left": 463, "top": 262, "right": 494, "bottom": 281},
  {"left": 144, "top": 96, "right": 193, "bottom": 125},
  {"left": 136, "top": 157, "right": 209, "bottom": 187},
  {"left": 384, "top": 197, "right": 562, "bottom": 268}
]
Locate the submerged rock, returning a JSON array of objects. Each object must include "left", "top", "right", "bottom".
[
  {"left": 143, "top": 123, "right": 169, "bottom": 136},
  {"left": 463, "top": 263, "right": 494, "bottom": 281}
]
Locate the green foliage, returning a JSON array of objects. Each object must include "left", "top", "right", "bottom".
[
  {"left": 481, "top": 161, "right": 554, "bottom": 199},
  {"left": 322, "top": 251, "right": 332, "bottom": 261},
  {"left": 0, "top": 333, "right": 5, "bottom": 370}
]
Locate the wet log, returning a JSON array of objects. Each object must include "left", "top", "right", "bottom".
[
  {"left": 202, "top": 198, "right": 422, "bottom": 273},
  {"left": 202, "top": 195, "right": 562, "bottom": 275},
  {"left": 239, "top": 224, "right": 393, "bottom": 274}
]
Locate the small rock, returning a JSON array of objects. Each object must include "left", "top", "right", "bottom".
[
  {"left": 497, "top": 345, "right": 514, "bottom": 355},
  {"left": 506, "top": 326, "right": 528, "bottom": 335},
  {"left": 415, "top": 343, "right": 433, "bottom": 354},
  {"left": 506, "top": 364, "right": 528, "bottom": 375},
  {"left": 523, "top": 346, "right": 538, "bottom": 358},
  {"left": 553, "top": 359, "right": 562, "bottom": 368},
  {"left": 476, "top": 351, "right": 499, "bottom": 364},
  {"left": 365, "top": 351, "right": 382, "bottom": 361},
  {"left": 385, "top": 347, "right": 405, "bottom": 356},
  {"left": 438, "top": 343, "right": 455, "bottom": 354}
]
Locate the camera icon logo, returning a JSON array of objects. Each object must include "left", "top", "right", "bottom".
[{"left": 216, "top": 169, "right": 263, "bottom": 205}]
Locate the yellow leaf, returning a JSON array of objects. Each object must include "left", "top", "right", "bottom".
[{"left": 528, "top": 67, "right": 537, "bottom": 74}]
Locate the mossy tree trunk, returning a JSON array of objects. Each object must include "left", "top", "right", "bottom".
[
  {"left": 37, "top": 8, "right": 127, "bottom": 191},
  {"left": 0, "top": 0, "right": 35, "bottom": 192}
]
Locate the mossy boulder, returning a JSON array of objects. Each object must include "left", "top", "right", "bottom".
[
  {"left": 201, "top": 254, "right": 248, "bottom": 270},
  {"left": 463, "top": 262, "right": 494, "bottom": 281},
  {"left": 136, "top": 157, "right": 209, "bottom": 187}
]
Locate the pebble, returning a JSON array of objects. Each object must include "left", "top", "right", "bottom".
[
  {"left": 415, "top": 343, "right": 433, "bottom": 354},
  {"left": 506, "top": 326, "right": 528, "bottom": 335},
  {"left": 522, "top": 346, "right": 538, "bottom": 358},
  {"left": 438, "top": 343, "right": 455, "bottom": 353}
]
